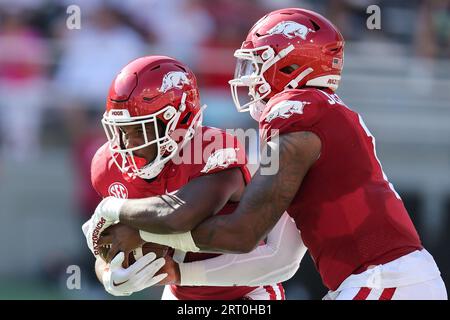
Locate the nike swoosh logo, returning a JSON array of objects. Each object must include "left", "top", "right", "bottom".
[
  {"left": 113, "top": 279, "right": 129, "bottom": 287},
  {"left": 165, "top": 189, "right": 178, "bottom": 195}
]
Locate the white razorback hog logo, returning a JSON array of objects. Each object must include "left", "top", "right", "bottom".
[
  {"left": 158, "top": 71, "right": 190, "bottom": 93},
  {"left": 201, "top": 148, "right": 239, "bottom": 173},
  {"left": 265, "top": 100, "right": 310, "bottom": 122},
  {"left": 268, "top": 21, "right": 315, "bottom": 40}
]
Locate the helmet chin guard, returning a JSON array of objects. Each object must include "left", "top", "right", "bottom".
[{"left": 103, "top": 101, "right": 204, "bottom": 180}]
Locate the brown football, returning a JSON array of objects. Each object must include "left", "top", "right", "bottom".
[
  {"left": 98, "top": 223, "right": 169, "bottom": 267},
  {"left": 99, "top": 242, "right": 169, "bottom": 267},
  {"left": 99, "top": 223, "right": 170, "bottom": 267}
]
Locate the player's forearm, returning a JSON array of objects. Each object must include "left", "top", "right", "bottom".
[
  {"left": 118, "top": 169, "right": 245, "bottom": 236},
  {"left": 192, "top": 213, "right": 259, "bottom": 253},
  {"left": 191, "top": 169, "right": 288, "bottom": 253},
  {"left": 119, "top": 195, "right": 189, "bottom": 234},
  {"left": 132, "top": 203, "right": 257, "bottom": 254}
]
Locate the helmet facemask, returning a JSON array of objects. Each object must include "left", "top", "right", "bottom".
[
  {"left": 102, "top": 94, "right": 202, "bottom": 179},
  {"left": 229, "top": 44, "right": 295, "bottom": 121}
]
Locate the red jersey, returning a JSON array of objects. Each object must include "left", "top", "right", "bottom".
[
  {"left": 91, "top": 126, "right": 261, "bottom": 299},
  {"left": 260, "top": 88, "right": 422, "bottom": 291}
]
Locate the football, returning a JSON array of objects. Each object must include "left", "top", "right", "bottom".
[
  {"left": 99, "top": 242, "right": 170, "bottom": 267},
  {"left": 98, "top": 224, "right": 169, "bottom": 267}
]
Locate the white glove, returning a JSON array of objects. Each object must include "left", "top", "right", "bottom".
[
  {"left": 102, "top": 252, "right": 168, "bottom": 296},
  {"left": 82, "top": 196, "right": 126, "bottom": 257}
]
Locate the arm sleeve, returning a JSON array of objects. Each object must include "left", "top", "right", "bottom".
[{"left": 178, "top": 212, "right": 307, "bottom": 286}]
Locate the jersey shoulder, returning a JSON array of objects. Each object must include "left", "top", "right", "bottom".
[
  {"left": 261, "top": 88, "right": 328, "bottom": 129},
  {"left": 179, "top": 126, "right": 250, "bottom": 181}
]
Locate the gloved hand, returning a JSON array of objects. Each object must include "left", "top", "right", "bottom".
[{"left": 102, "top": 251, "right": 167, "bottom": 296}]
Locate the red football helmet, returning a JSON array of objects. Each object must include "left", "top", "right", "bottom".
[
  {"left": 229, "top": 8, "right": 344, "bottom": 121},
  {"left": 102, "top": 56, "right": 203, "bottom": 179}
]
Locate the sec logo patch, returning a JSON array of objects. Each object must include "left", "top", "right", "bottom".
[{"left": 108, "top": 182, "right": 129, "bottom": 199}]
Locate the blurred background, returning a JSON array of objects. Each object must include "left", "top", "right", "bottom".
[{"left": 0, "top": 0, "right": 449, "bottom": 300}]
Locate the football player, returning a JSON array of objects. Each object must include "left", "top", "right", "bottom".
[
  {"left": 85, "top": 9, "right": 447, "bottom": 300},
  {"left": 83, "top": 55, "right": 306, "bottom": 299}
]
